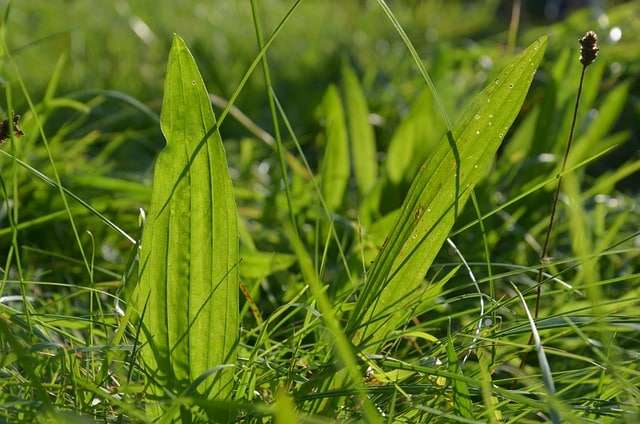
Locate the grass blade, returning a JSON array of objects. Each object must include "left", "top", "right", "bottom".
[{"left": 510, "top": 282, "right": 560, "bottom": 424}]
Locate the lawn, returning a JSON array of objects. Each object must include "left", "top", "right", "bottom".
[{"left": 0, "top": 0, "right": 639, "bottom": 422}]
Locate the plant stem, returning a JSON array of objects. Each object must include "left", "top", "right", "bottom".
[
  {"left": 249, "top": 0, "right": 299, "bottom": 237},
  {"left": 507, "top": 0, "right": 521, "bottom": 53},
  {"left": 521, "top": 64, "right": 587, "bottom": 369}
]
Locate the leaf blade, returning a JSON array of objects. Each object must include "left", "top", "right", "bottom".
[
  {"left": 342, "top": 65, "right": 377, "bottom": 195},
  {"left": 320, "top": 85, "right": 350, "bottom": 211},
  {"left": 134, "top": 35, "right": 238, "bottom": 404},
  {"left": 350, "top": 37, "right": 548, "bottom": 348}
]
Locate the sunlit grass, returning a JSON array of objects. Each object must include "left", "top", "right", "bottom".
[{"left": 0, "top": 1, "right": 639, "bottom": 422}]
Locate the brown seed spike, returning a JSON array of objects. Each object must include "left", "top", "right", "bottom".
[
  {"left": 0, "top": 113, "right": 24, "bottom": 144},
  {"left": 579, "top": 31, "right": 599, "bottom": 66}
]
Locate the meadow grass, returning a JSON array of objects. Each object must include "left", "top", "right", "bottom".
[{"left": 0, "top": 1, "right": 639, "bottom": 422}]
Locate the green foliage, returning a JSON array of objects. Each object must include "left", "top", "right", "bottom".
[
  {"left": 350, "top": 37, "right": 547, "bottom": 349},
  {"left": 0, "top": 1, "right": 639, "bottom": 423},
  {"left": 319, "top": 85, "right": 349, "bottom": 211},
  {"left": 342, "top": 65, "right": 377, "bottom": 196},
  {"left": 133, "top": 36, "right": 238, "bottom": 412}
]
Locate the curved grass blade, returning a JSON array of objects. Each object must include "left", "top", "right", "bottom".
[
  {"left": 349, "top": 37, "right": 548, "bottom": 349},
  {"left": 132, "top": 35, "right": 239, "bottom": 412},
  {"left": 510, "top": 282, "right": 560, "bottom": 424}
]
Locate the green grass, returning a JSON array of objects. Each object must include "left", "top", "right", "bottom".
[{"left": 0, "top": 0, "right": 639, "bottom": 422}]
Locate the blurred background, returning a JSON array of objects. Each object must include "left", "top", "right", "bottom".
[
  {"left": 3, "top": 0, "right": 637, "bottom": 128},
  {"left": 0, "top": 0, "right": 638, "bottom": 282}
]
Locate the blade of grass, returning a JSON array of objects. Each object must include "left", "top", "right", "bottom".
[
  {"left": 284, "top": 222, "right": 381, "bottom": 423},
  {"left": 510, "top": 282, "right": 560, "bottom": 424}
]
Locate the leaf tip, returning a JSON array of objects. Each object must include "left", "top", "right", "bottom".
[{"left": 170, "top": 33, "right": 188, "bottom": 52}]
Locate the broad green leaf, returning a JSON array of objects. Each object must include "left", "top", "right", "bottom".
[
  {"left": 239, "top": 250, "right": 295, "bottom": 280},
  {"left": 349, "top": 37, "right": 547, "bottom": 349},
  {"left": 385, "top": 90, "right": 441, "bottom": 184},
  {"left": 342, "top": 65, "right": 377, "bottom": 196},
  {"left": 274, "top": 387, "right": 298, "bottom": 424},
  {"left": 133, "top": 35, "right": 238, "bottom": 406},
  {"left": 386, "top": 118, "right": 415, "bottom": 184},
  {"left": 319, "top": 85, "right": 350, "bottom": 210},
  {"left": 446, "top": 338, "right": 474, "bottom": 419}
]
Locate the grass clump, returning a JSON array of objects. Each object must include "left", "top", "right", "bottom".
[{"left": 0, "top": 1, "right": 639, "bottom": 422}]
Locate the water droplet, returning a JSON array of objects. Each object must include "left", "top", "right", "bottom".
[
  {"left": 498, "top": 132, "right": 504, "bottom": 138},
  {"left": 494, "top": 80, "right": 499, "bottom": 85},
  {"left": 474, "top": 114, "right": 481, "bottom": 120},
  {"left": 509, "top": 83, "right": 514, "bottom": 89},
  {"left": 427, "top": 207, "right": 431, "bottom": 213},
  {"left": 473, "top": 164, "right": 478, "bottom": 169},
  {"left": 191, "top": 80, "right": 196, "bottom": 86},
  {"left": 487, "top": 98, "right": 491, "bottom": 103},
  {"left": 476, "top": 130, "right": 480, "bottom": 135},
  {"left": 488, "top": 121, "right": 493, "bottom": 126}
]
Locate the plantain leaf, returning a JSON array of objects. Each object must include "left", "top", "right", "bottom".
[
  {"left": 319, "top": 85, "right": 350, "bottom": 211},
  {"left": 342, "top": 65, "right": 377, "bottom": 196},
  {"left": 386, "top": 117, "right": 415, "bottom": 184},
  {"left": 133, "top": 35, "right": 239, "bottom": 408},
  {"left": 386, "top": 89, "right": 443, "bottom": 185},
  {"left": 239, "top": 250, "right": 295, "bottom": 280},
  {"left": 349, "top": 37, "right": 547, "bottom": 349}
]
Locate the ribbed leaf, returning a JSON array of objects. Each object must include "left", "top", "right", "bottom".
[
  {"left": 349, "top": 37, "right": 547, "bottom": 348},
  {"left": 342, "top": 65, "right": 377, "bottom": 195},
  {"left": 386, "top": 90, "right": 441, "bottom": 184},
  {"left": 133, "top": 35, "right": 238, "bottom": 403},
  {"left": 319, "top": 85, "right": 349, "bottom": 210}
]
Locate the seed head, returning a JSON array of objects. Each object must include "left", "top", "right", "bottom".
[
  {"left": 0, "top": 113, "right": 24, "bottom": 144},
  {"left": 579, "top": 31, "right": 599, "bottom": 66}
]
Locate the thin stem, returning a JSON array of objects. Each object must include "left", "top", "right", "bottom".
[
  {"left": 507, "top": 0, "right": 521, "bottom": 53},
  {"left": 521, "top": 64, "right": 587, "bottom": 369},
  {"left": 534, "top": 65, "right": 586, "bottom": 318},
  {"left": 249, "top": 0, "right": 298, "bottom": 236}
]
